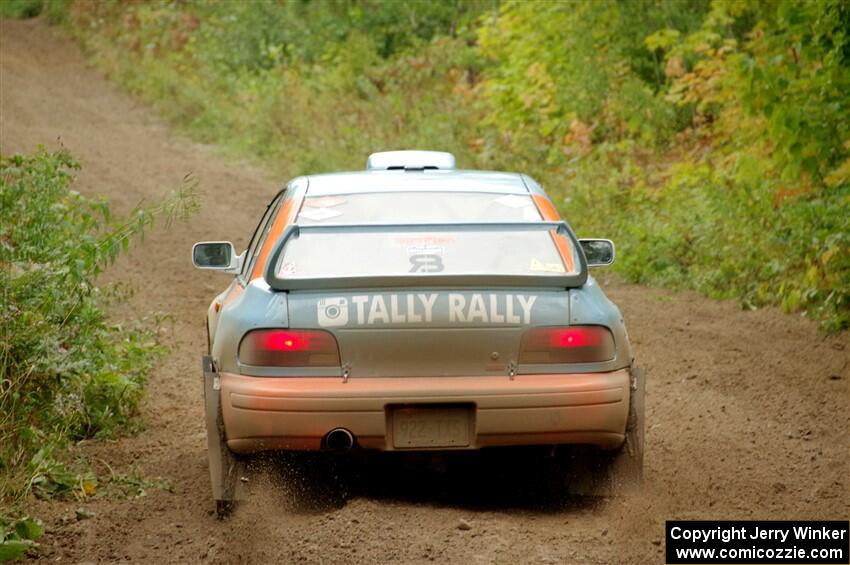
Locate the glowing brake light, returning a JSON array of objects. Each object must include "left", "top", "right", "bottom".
[
  {"left": 519, "top": 326, "right": 615, "bottom": 364},
  {"left": 239, "top": 329, "right": 340, "bottom": 367}
]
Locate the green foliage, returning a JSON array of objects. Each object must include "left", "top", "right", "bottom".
[
  {"left": 57, "top": 0, "right": 849, "bottom": 330},
  {"left": 477, "top": 0, "right": 708, "bottom": 158},
  {"left": 0, "top": 149, "right": 199, "bottom": 503},
  {"left": 634, "top": 0, "right": 850, "bottom": 329},
  {"left": 0, "top": 515, "right": 43, "bottom": 562},
  {"left": 0, "top": 0, "right": 42, "bottom": 19},
  {"left": 0, "top": 0, "right": 69, "bottom": 22}
]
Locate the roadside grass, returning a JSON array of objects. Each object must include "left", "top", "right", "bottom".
[{"left": 0, "top": 148, "right": 198, "bottom": 560}]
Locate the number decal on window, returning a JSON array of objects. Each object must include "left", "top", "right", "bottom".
[{"left": 409, "top": 254, "right": 444, "bottom": 273}]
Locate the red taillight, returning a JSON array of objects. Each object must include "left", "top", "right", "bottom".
[
  {"left": 239, "top": 329, "right": 341, "bottom": 367},
  {"left": 519, "top": 326, "right": 615, "bottom": 364}
]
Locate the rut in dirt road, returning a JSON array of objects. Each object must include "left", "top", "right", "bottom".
[{"left": 2, "top": 17, "right": 848, "bottom": 565}]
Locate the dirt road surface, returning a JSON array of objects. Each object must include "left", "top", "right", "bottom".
[{"left": 2, "top": 18, "right": 848, "bottom": 564}]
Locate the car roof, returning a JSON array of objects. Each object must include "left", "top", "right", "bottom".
[{"left": 301, "top": 169, "right": 545, "bottom": 197}]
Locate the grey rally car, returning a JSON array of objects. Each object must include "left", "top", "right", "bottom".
[{"left": 193, "top": 151, "right": 644, "bottom": 515}]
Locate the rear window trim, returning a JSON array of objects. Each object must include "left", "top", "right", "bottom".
[
  {"left": 297, "top": 190, "right": 542, "bottom": 225},
  {"left": 264, "top": 221, "right": 588, "bottom": 291},
  {"left": 240, "top": 190, "right": 286, "bottom": 282}
]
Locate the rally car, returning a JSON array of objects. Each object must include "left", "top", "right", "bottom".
[{"left": 193, "top": 151, "right": 644, "bottom": 515}]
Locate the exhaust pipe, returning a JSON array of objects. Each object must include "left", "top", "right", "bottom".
[{"left": 324, "top": 428, "right": 354, "bottom": 451}]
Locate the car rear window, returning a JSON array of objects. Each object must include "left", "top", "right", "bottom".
[
  {"left": 297, "top": 192, "right": 542, "bottom": 224},
  {"left": 273, "top": 226, "right": 578, "bottom": 280}
]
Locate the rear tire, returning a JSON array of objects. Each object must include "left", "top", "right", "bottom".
[{"left": 568, "top": 365, "right": 645, "bottom": 496}]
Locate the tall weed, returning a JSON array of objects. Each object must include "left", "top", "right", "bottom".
[{"left": 0, "top": 149, "right": 199, "bottom": 502}]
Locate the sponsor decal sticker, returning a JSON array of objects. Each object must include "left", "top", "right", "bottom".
[
  {"left": 409, "top": 255, "right": 444, "bottom": 273},
  {"left": 304, "top": 196, "right": 346, "bottom": 208},
  {"left": 317, "top": 297, "right": 349, "bottom": 327},
  {"left": 394, "top": 235, "right": 456, "bottom": 246},
  {"left": 530, "top": 258, "right": 566, "bottom": 273},
  {"left": 316, "top": 293, "right": 537, "bottom": 327},
  {"left": 299, "top": 207, "right": 343, "bottom": 221},
  {"left": 277, "top": 262, "right": 297, "bottom": 276},
  {"left": 407, "top": 245, "right": 443, "bottom": 257},
  {"left": 407, "top": 245, "right": 445, "bottom": 273}
]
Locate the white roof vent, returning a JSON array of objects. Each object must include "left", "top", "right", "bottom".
[{"left": 366, "top": 150, "right": 456, "bottom": 171}]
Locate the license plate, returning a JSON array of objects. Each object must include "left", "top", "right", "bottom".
[{"left": 392, "top": 406, "right": 471, "bottom": 449}]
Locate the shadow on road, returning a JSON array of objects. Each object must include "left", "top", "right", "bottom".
[{"left": 245, "top": 447, "right": 603, "bottom": 516}]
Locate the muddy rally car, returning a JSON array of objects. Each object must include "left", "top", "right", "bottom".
[{"left": 193, "top": 151, "right": 644, "bottom": 515}]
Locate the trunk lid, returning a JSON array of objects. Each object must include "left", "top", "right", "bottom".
[{"left": 286, "top": 289, "right": 569, "bottom": 377}]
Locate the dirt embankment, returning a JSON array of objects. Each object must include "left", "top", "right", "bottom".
[{"left": 1, "top": 17, "right": 847, "bottom": 564}]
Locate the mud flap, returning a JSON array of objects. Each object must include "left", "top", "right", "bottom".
[
  {"left": 567, "top": 365, "right": 645, "bottom": 496},
  {"left": 610, "top": 364, "right": 645, "bottom": 488},
  {"left": 203, "top": 356, "right": 247, "bottom": 508}
]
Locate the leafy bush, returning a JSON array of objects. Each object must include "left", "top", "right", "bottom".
[
  {"left": 0, "top": 149, "right": 198, "bottom": 502},
  {"left": 0, "top": 515, "right": 43, "bottom": 562}
]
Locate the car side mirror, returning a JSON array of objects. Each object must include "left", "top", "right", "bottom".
[
  {"left": 579, "top": 239, "right": 615, "bottom": 267},
  {"left": 192, "top": 241, "right": 242, "bottom": 273}
]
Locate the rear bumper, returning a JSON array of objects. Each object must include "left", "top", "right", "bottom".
[{"left": 220, "top": 369, "right": 631, "bottom": 453}]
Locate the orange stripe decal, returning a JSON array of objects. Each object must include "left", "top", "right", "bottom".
[
  {"left": 549, "top": 231, "right": 575, "bottom": 274},
  {"left": 532, "top": 194, "right": 561, "bottom": 221},
  {"left": 251, "top": 194, "right": 304, "bottom": 280},
  {"left": 531, "top": 194, "right": 576, "bottom": 274}
]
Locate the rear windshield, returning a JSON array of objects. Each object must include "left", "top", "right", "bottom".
[
  {"left": 274, "top": 226, "right": 578, "bottom": 280},
  {"left": 297, "top": 192, "right": 542, "bottom": 224}
]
